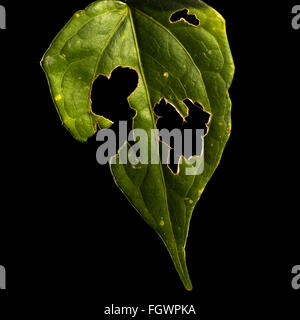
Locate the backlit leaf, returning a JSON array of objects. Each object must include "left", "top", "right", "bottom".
[{"left": 41, "top": 0, "right": 234, "bottom": 290}]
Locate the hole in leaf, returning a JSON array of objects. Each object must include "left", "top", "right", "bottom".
[
  {"left": 91, "top": 67, "right": 138, "bottom": 146},
  {"left": 170, "top": 9, "right": 200, "bottom": 26},
  {"left": 155, "top": 99, "right": 210, "bottom": 173}
]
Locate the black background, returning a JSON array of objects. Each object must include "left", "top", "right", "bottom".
[{"left": 0, "top": 0, "right": 299, "bottom": 309}]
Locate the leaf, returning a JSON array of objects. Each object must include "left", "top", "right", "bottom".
[{"left": 41, "top": 0, "right": 234, "bottom": 290}]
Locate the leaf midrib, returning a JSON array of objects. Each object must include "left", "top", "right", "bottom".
[
  {"left": 128, "top": 6, "right": 190, "bottom": 285},
  {"left": 128, "top": 7, "right": 172, "bottom": 228}
]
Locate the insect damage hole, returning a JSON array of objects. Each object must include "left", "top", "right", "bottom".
[
  {"left": 170, "top": 9, "right": 200, "bottom": 26},
  {"left": 154, "top": 99, "right": 210, "bottom": 174},
  {"left": 91, "top": 67, "right": 138, "bottom": 147}
]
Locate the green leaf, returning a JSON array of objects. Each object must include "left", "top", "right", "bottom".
[{"left": 41, "top": 0, "right": 234, "bottom": 290}]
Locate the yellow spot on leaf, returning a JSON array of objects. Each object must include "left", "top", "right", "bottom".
[
  {"left": 160, "top": 220, "right": 165, "bottom": 227},
  {"left": 75, "top": 13, "right": 80, "bottom": 18},
  {"left": 189, "top": 200, "right": 193, "bottom": 204},
  {"left": 55, "top": 94, "right": 62, "bottom": 102},
  {"left": 163, "top": 72, "right": 169, "bottom": 78}
]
